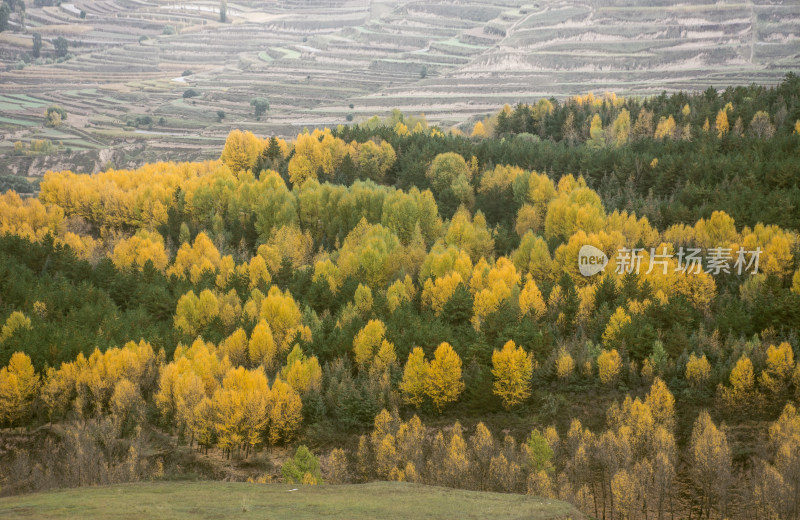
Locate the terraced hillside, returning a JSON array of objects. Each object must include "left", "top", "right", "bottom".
[{"left": 0, "top": 0, "right": 798, "bottom": 175}]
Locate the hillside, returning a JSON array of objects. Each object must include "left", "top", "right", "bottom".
[
  {"left": 0, "top": 63, "right": 799, "bottom": 520},
  {"left": 0, "top": 481, "right": 584, "bottom": 519},
  {"left": 0, "top": 0, "right": 798, "bottom": 174}
]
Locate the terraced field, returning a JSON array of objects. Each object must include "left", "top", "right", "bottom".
[{"left": 0, "top": 0, "right": 798, "bottom": 175}]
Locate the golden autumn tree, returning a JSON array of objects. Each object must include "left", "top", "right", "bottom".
[
  {"left": 0, "top": 352, "right": 40, "bottom": 425},
  {"left": 0, "top": 311, "right": 32, "bottom": 343},
  {"left": 425, "top": 342, "right": 465, "bottom": 412},
  {"left": 173, "top": 289, "right": 220, "bottom": 336},
  {"left": 168, "top": 232, "right": 222, "bottom": 283},
  {"left": 611, "top": 108, "right": 630, "bottom": 146},
  {"left": 386, "top": 275, "right": 415, "bottom": 313},
  {"left": 598, "top": 349, "right": 622, "bottom": 385},
  {"left": 690, "top": 411, "right": 732, "bottom": 518},
  {"left": 555, "top": 348, "right": 575, "bottom": 380},
  {"left": 588, "top": 114, "right": 605, "bottom": 148},
  {"left": 654, "top": 115, "right": 677, "bottom": 139},
  {"left": 491, "top": 340, "right": 535, "bottom": 409},
  {"left": 351, "top": 318, "right": 382, "bottom": 363},
  {"left": 400, "top": 347, "right": 430, "bottom": 408},
  {"left": 111, "top": 230, "right": 169, "bottom": 272},
  {"left": 686, "top": 353, "right": 712, "bottom": 389},
  {"left": 470, "top": 421, "right": 494, "bottom": 490},
  {"left": 646, "top": 377, "right": 676, "bottom": 431},
  {"left": 519, "top": 277, "right": 546, "bottom": 319},
  {"left": 248, "top": 320, "right": 277, "bottom": 369},
  {"left": 720, "top": 354, "right": 757, "bottom": 407},
  {"left": 260, "top": 286, "right": 309, "bottom": 356},
  {"left": 280, "top": 345, "right": 322, "bottom": 395},
  {"left": 715, "top": 108, "right": 729, "bottom": 138},
  {"left": 760, "top": 342, "right": 794, "bottom": 394},
  {"left": 471, "top": 121, "right": 488, "bottom": 138},
  {"left": 220, "top": 129, "right": 264, "bottom": 174},
  {"left": 268, "top": 377, "right": 303, "bottom": 445},
  {"left": 219, "top": 328, "right": 249, "bottom": 368},
  {"left": 209, "top": 366, "right": 270, "bottom": 457},
  {"left": 602, "top": 307, "right": 631, "bottom": 346},
  {"left": 442, "top": 424, "right": 470, "bottom": 487},
  {"left": 421, "top": 272, "right": 463, "bottom": 315}
]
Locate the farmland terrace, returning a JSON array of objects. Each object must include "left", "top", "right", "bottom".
[{"left": 0, "top": 0, "right": 798, "bottom": 176}]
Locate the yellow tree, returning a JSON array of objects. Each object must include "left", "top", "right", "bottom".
[
  {"left": 220, "top": 129, "right": 264, "bottom": 174},
  {"left": 611, "top": 469, "right": 641, "bottom": 520},
  {"left": 425, "top": 342, "right": 465, "bottom": 412},
  {"left": 645, "top": 377, "right": 676, "bottom": 431},
  {"left": 351, "top": 284, "right": 373, "bottom": 317},
  {"left": 353, "top": 319, "right": 387, "bottom": 369},
  {"left": 400, "top": 347, "right": 430, "bottom": 408},
  {"left": 110, "top": 378, "right": 144, "bottom": 433},
  {"left": 588, "top": 114, "right": 605, "bottom": 148},
  {"left": 247, "top": 255, "right": 271, "bottom": 290},
  {"left": 443, "top": 426, "right": 470, "bottom": 487},
  {"left": 555, "top": 348, "right": 575, "bottom": 380},
  {"left": 41, "top": 363, "right": 77, "bottom": 421},
  {"left": 491, "top": 340, "right": 535, "bottom": 409},
  {"left": 260, "top": 286, "right": 309, "bottom": 356},
  {"left": 219, "top": 328, "right": 249, "bottom": 368},
  {"left": 154, "top": 357, "right": 206, "bottom": 437},
  {"left": 632, "top": 108, "right": 654, "bottom": 140},
  {"left": 0, "top": 311, "right": 32, "bottom": 342},
  {"left": 519, "top": 277, "right": 546, "bottom": 319},
  {"left": 686, "top": 353, "right": 711, "bottom": 389},
  {"left": 263, "top": 225, "right": 314, "bottom": 270},
  {"left": 598, "top": 349, "right": 622, "bottom": 385},
  {"left": 470, "top": 422, "right": 494, "bottom": 490},
  {"left": 654, "top": 115, "right": 676, "bottom": 139},
  {"left": 111, "top": 230, "right": 169, "bottom": 271},
  {"left": 690, "top": 411, "right": 732, "bottom": 518},
  {"left": 602, "top": 307, "right": 631, "bottom": 346},
  {"left": 354, "top": 139, "right": 396, "bottom": 183},
  {"left": 720, "top": 354, "right": 756, "bottom": 407},
  {"left": 394, "top": 122, "right": 410, "bottom": 136},
  {"left": 374, "top": 433, "right": 400, "bottom": 479},
  {"left": 715, "top": 108, "right": 729, "bottom": 138},
  {"left": 421, "top": 272, "right": 463, "bottom": 315},
  {"left": 215, "top": 366, "right": 270, "bottom": 456},
  {"left": 0, "top": 352, "right": 41, "bottom": 425},
  {"left": 248, "top": 320, "right": 277, "bottom": 369},
  {"left": 268, "top": 377, "right": 302, "bottom": 445},
  {"left": 471, "top": 121, "right": 488, "bottom": 138},
  {"left": 280, "top": 345, "right": 322, "bottom": 395},
  {"left": 611, "top": 109, "right": 630, "bottom": 146},
  {"left": 760, "top": 342, "right": 794, "bottom": 394},
  {"left": 174, "top": 289, "right": 219, "bottom": 336},
  {"left": 168, "top": 232, "right": 222, "bottom": 283},
  {"left": 386, "top": 275, "right": 415, "bottom": 313}
]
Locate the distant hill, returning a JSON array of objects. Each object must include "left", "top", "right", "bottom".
[{"left": 0, "top": 0, "right": 797, "bottom": 174}]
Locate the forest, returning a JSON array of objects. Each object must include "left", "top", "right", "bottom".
[{"left": 1, "top": 74, "right": 799, "bottom": 520}]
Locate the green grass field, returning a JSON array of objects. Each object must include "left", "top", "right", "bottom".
[{"left": 0, "top": 481, "right": 583, "bottom": 520}]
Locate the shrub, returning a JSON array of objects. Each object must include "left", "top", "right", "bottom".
[{"left": 281, "top": 445, "right": 322, "bottom": 484}]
